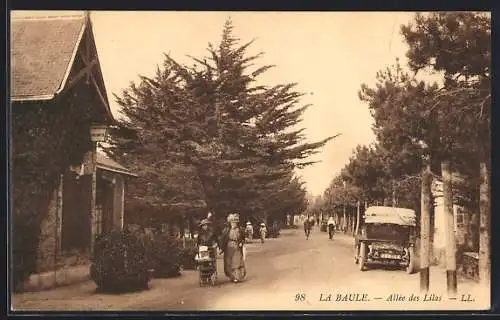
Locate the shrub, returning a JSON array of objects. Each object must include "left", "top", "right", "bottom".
[
  {"left": 180, "top": 238, "right": 198, "bottom": 270},
  {"left": 150, "top": 233, "right": 182, "bottom": 278},
  {"left": 90, "top": 229, "right": 152, "bottom": 293}
]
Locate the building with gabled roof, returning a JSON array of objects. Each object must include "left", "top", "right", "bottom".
[
  {"left": 11, "top": 11, "right": 136, "bottom": 291},
  {"left": 11, "top": 11, "right": 112, "bottom": 115}
]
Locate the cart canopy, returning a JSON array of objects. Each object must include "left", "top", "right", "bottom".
[{"left": 364, "top": 206, "right": 416, "bottom": 226}]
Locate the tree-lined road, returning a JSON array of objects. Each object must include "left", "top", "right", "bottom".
[{"left": 13, "top": 228, "right": 485, "bottom": 311}]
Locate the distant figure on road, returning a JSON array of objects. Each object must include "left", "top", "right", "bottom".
[
  {"left": 304, "top": 218, "right": 312, "bottom": 240},
  {"left": 327, "top": 215, "right": 336, "bottom": 240},
  {"left": 219, "top": 213, "right": 247, "bottom": 283},
  {"left": 245, "top": 222, "right": 254, "bottom": 242},
  {"left": 259, "top": 222, "right": 267, "bottom": 243},
  {"left": 309, "top": 215, "right": 316, "bottom": 228}
]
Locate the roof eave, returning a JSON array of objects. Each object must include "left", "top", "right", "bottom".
[
  {"left": 55, "top": 15, "right": 87, "bottom": 97},
  {"left": 97, "top": 165, "right": 138, "bottom": 178},
  {"left": 11, "top": 94, "right": 56, "bottom": 102},
  {"left": 86, "top": 15, "right": 114, "bottom": 123}
]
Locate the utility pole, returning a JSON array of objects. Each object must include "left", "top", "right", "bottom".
[
  {"left": 420, "top": 155, "right": 432, "bottom": 292},
  {"left": 442, "top": 159, "right": 457, "bottom": 296}
]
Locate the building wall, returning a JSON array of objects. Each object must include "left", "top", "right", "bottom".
[
  {"left": 113, "top": 175, "right": 125, "bottom": 230},
  {"left": 28, "top": 169, "right": 126, "bottom": 291},
  {"left": 98, "top": 171, "right": 126, "bottom": 232},
  {"left": 35, "top": 184, "right": 60, "bottom": 273},
  {"left": 61, "top": 171, "right": 92, "bottom": 252},
  {"left": 36, "top": 171, "right": 94, "bottom": 273}
]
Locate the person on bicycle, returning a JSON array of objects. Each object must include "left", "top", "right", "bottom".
[{"left": 327, "top": 215, "right": 336, "bottom": 240}]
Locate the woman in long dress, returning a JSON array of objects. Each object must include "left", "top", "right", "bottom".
[{"left": 220, "top": 214, "right": 246, "bottom": 283}]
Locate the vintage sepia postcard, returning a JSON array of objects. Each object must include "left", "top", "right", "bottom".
[{"left": 10, "top": 10, "right": 491, "bottom": 312}]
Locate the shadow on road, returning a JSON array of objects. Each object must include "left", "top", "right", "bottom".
[{"left": 363, "top": 264, "right": 408, "bottom": 272}]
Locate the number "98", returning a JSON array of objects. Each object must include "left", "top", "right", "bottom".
[{"left": 295, "top": 293, "right": 306, "bottom": 302}]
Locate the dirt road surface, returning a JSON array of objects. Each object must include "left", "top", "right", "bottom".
[{"left": 12, "top": 228, "right": 488, "bottom": 312}]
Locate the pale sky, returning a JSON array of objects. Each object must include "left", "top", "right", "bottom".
[{"left": 14, "top": 11, "right": 434, "bottom": 196}]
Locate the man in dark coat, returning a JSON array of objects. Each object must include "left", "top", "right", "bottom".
[{"left": 304, "top": 218, "right": 312, "bottom": 240}]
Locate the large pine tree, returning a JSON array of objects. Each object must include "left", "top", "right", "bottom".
[{"left": 105, "top": 18, "right": 336, "bottom": 225}]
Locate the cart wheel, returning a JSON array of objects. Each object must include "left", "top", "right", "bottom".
[
  {"left": 406, "top": 246, "right": 415, "bottom": 274},
  {"left": 359, "top": 242, "right": 367, "bottom": 271}
]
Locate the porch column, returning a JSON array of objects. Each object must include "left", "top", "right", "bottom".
[
  {"left": 55, "top": 173, "right": 64, "bottom": 252},
  {"left": 90, "top": 143, "right": 98, "bottom": 253},
  {"left": 113, "top": 175, "right": 125, "bottom": 230},
  {"left": 82, "top": 146, "right": 97, "bottom": 253}
]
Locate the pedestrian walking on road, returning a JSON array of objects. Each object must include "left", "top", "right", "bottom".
[
  {"left": 327, "top": 215, "right": 336, "bottom": 240},
  {"left": 304, "top": 218, "right": 312, "bottom": 240},
  {"left": 219, "top": 213, "right": 247, "bottom": 283},
  {"left": 259, "top": 222, "right": 267, "bottom": 243},
  {"left": 245, "top": 221, "right": 254, "bottom": 242}
]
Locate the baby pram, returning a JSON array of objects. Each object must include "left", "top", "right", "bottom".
[{"left": 195, "top": 245, "right": 217, "bottom": 286}]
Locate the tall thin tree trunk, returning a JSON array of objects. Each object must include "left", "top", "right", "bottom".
[
  {"left": 342, "top": 204, "right": 347, "bottom": 233},
  {"left": 392, "top": 180, "right": 396, "bottom": 207},
  {"left": 355, "top": 201, "right": 361, "bottom": 237},
  {"left": 348, "top": 210, "right": 352, "bottom": 234},
  {"left": 479, "top": 159, "right": 490, "bottom": 289},
  {"left": 420, "top": 158, "right": 432, "bottom": 292},
  {"left": 429, "top": 197, "right": 435, "bottom": 265},
  {"left": 351, "top": 208, "right": 356, "bottom": 235},
  {"left": 336, "top": 209, "right": 340, "bottom": 231},
  {"left": 442, "top": 159, "right": 457, "bottom": 296}
]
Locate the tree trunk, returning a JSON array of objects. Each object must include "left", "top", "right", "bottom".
[
  {"left": 348, "top": 210, "right": 352, "bottom": 234},
  {"left": 392, "top": 180, "right": 396, "bottom": 207},
  {"left": 442, "top": 159, "right": 457, "bottom": 296},
  {"left": 429, "top": 198, "right": 435, "bottom": 265},
  {"left": 342, "top": 204, "right": 347, "bottom": 233},
  {"left": 351, "top": 208, "right": 356, "bottom": 236},
  {"left": 420, "top": 158, "right": 432, "bottom": 292},
  {"left": 335, "top": 210, "right": 340, "bottom": 231},
  {"left": 355, "top": 201, "right": 361, "bottom": 236},
  {"left": 479, "top": 159, "right": 490, "bottom": 289}
]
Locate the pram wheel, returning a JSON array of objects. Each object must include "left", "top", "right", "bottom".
[{"left": 198, "top": 260, "right": 217, "bottom": 287}]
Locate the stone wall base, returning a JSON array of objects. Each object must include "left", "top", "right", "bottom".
[{"left": 19, "top": 263, "right": 91, "bottom": 292}]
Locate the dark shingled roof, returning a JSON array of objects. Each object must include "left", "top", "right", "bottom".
[
  {"left": 97, "top": 152, "right": 137, "bottom": 177},
  {"left": 11, "top": 13, "right": 86, "bottom": 100}
]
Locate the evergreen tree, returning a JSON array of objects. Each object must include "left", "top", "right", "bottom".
[
  {"left": 401, "top": 11, "right": 491, "bottom": 288},
  {"left": 105, "top": 18, "right": 336, "bottom": 225}
]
